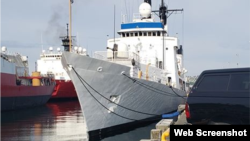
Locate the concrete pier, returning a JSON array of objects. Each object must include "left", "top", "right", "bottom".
[{"left": 140, "top": 104, "right": 188, "bottom": 141}]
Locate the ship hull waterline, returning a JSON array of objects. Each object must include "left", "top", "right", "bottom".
[
  {"left": 62, "top": 52, "right": 186, "bottom": 136},
  {"left": 1, "top": 84, "right": 54, "bottom": 111}
]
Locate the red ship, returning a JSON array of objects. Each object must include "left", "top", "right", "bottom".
[
  {"left": 1, "top": 47, "right": 55, "bottom": 111},
  {"left": 51, "top": 80, "right": 77, "bottom": 99}
]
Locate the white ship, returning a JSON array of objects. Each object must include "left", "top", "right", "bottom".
[
  {"left": 37, "top": 24, "right": 87, "bottom": 99},
  {"left": 62, "top": 0, "right": 187, "bottom": 137}
]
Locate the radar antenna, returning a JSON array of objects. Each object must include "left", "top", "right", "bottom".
[
  {"left": 151, "top": 0, "right": 184, "bottom": 70},
  {"left": 152, "top": 0, "right": 183, "bottom": 26}
]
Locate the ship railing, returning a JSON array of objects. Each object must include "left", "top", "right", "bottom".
[
  {"left": 121, "top": 13, "right": 157, "bottom": 23},
  {"left": 1, "top": 52, "right": 24, "bottom": 63},
  {"left": 93, "top": 51, "right": 140, "bottom": 65},
  {"left": 138, "top": 64, "right": 169, "bottom": 84},
  {"left": 16, "top": 71, "right": 55, "bottom": 79},
  {"left": 18, "top": 74, "right": 55, "bottom": 86},
  {"left": 42, "top": 73, "right": 55, "bottom": 78},
  {"left": 93, "top": 51, "right": 140, "bottom": 62},
  {"left": 40, "top": 51, "right": 63, "bottom": 58}
]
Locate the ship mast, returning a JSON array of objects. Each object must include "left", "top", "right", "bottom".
[
  {"left": 152, "top": 0, "right": 183, "bottom": 69},
  {"left": 60, "top": 24, "right": 75, "bottom": 51},
  {"left": 69, "top": 0, "right": 73, "bottom": 52},
  {"left": 152, "top": 0, "right": 183, "bottom": 27},
  {"left": 60, "top": 0, "right": 75, "bottom": 52}
]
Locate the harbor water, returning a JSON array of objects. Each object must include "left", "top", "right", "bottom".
[{"left": 1, "top": 100, "right": 157, "bottom": 141}]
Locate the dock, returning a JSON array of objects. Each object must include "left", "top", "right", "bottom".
[{"left": 140, "top": 104, "right": 189, "bottom": 141}]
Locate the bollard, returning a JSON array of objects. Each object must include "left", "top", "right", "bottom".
[{"left": 150, "top": 129, "right": 161, "bottom": 140}]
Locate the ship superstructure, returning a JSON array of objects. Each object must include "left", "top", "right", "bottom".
[{"left": 100, "top": 0, "right": 186, "bottom": 89}]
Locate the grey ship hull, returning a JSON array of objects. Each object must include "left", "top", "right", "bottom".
[{"left": 61, "top": 52, "right": 186, "bottom": 135}]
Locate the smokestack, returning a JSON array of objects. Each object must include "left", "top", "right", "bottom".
[{"left": 144, "top": 0, "right": 151, "bottom": 6}]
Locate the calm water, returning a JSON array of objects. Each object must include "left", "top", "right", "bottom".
[{"left": 1, "top": 100, "right": 157, "bottom": 141}]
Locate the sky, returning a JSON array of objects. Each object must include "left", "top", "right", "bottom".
[{"left": 1, "top": 0, "right": 250, "bottom": 76}]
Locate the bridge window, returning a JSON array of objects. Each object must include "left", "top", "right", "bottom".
[
  {"left": 122, "top": 33, "right": 125, "bottom": 37},
  {"left": 126, "top": 33, "right": 129, "bottom": 37},
  {"left": 139, "top": 32, "right": 142, "bottom": 36},
  {"left": 143, "top": 32, "right": 147, "bottom": 36},
  {"left": 157, "top": 31, "right": 161, "bottom": 36},
  {"left": 130, "top": 32, "right": 133, "bottom": 37},
  {"left": 153, "top": 32, "right": 156, "bottom": 36},
  {"left": 135, "top": 32, "right": 138, "bottom": 37},
  {"left": 148, "top": 32, "right": 152, "bottom": 36}
]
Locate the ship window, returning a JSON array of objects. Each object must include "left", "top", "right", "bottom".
[
  {"left": 122, "top": 33, "right": 125, "bottom": 37},
  {"left": 157, "top": 31, "right": 161, "bottom": 36},
  {"left": 139, "top": 32, "right": 142, "bottom": 36},
  {"left": 159, "top": 61, "right": 162, "bottom": 69},
  {"left": 143, "top": 32, "right": 147, "bottom": 36},
  {"left": 135, "top": 32, "right": 138, "bottom": 37},
  {"left": 148, "top": 32, "right": 152, "bottom": 36},
  {"left": 130, "top": 32, "right": 133, "bottom": 37},
  {"left": 153, "top": 32, "right": 156, "bottom": 36},
  {"left": 126, "top": 33, "right": 129, "bottom": 37}
]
